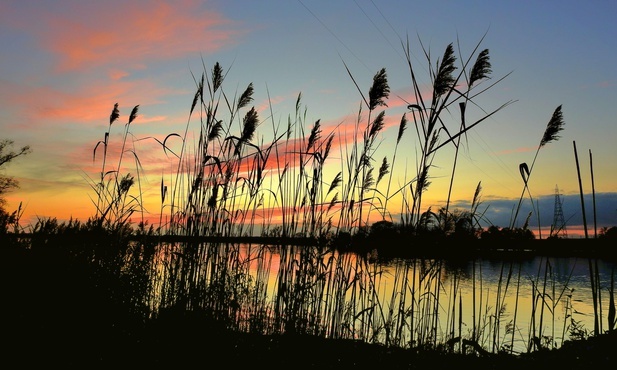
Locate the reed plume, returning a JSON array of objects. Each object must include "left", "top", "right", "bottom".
[
  {"left": 469, "top": 49, "right": 492, "bottom": 87},
  {"left": 434, "top": 43, "right": 457, "bottom": 98},
  {"left": 377, "top": 157, "right": 389, "bottom": 186},
  {"left": 237, "top": 82, "right": 254, "bottom": 110},
  {"left": 445, "top": 46, "right": 492, "bottom": 217},
  {"left": 211, "top": 62, "right": 224, "bottom": 93},
  {"left": 129, "top": 105, "right": 139, "bottom": 124},
  {"left": 511, "top": 105, "right": 565, "bottom": 229},
  {"left": 398, "top": 35, "right": 511, "bottom": 232},
  {"left": 382, "top": 113, "right": 408, "bottom": 220},
  {"left": 110, "top": 103, "right": 120, "bottom": 124},
  {"left": 369, "top": 68, "right": 390, "bottom": 110},
  {"left": 540, "top": 105, "right": 565, "bottom": 147}
]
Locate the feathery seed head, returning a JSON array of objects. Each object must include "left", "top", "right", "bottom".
[
  {"left": 471, "top": 181, "right": 482, "bottom": 209},
  {"left": 397, "top": 113, "right": 408, "bottom": 144},
  {"left": 208, "top": 120, "right": 223, "bottom": 142},
  {"left": 469, "top": 49, "right": 491, "bottom": 87},
  {"left": 238, "top": 83, "right": 254, "bottom": 110},
  {"left": 434, "top": 43, "right": 457, "bottom": 97},
  {"left": 110, "top": 103, "right": 120, "bottom": 125},
  {"left": 369, "top": 111, "right": 386, "bottom": 139},
  {"left": 118, "top": 173, "right": 134, "bottom": 195},
  {"left": 295, "top": 92, "right": 302, "bottom": 113},
  {"left": 307, "top": 119, "right": 321, "bottom": 151},
  {"left": 208, "top": 185, "right": 218, "bottom": 209},
  {"left": 328, "top": 172, "right": 342, "bottom": 195},
  {"left": 377, "top": 156, "right": 389, "bottom": 185},
  {"left": 362, "top": 169, "right": 375, "bottom": 191},
  {"left": 129, "top": 105, "right": 139, "bottom": 124},
  {"left": 161, "top": 179, "right": 167, "bottom": 203},
  {"left": 212, "top": 62, "right": 223, "bottom": 93},
  {"left": 369, "top": 68, "right": 390, "bottom": 110},
  {"left": 323, "top": 135, "right": 334, "bottom": 162},
  {"left": 241, "top": 107, "right": 259, "bottom": 142},
  {"left": 190, "top": 74, "right": 204, "bottom": 115},
  {"left": 540, "top": 105, "right": 565, "bottom": 147}
]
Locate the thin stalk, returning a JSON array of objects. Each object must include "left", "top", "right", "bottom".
[
  {"left": 589, "top": 149, "right": 597, "bottom": 238},
  {"left": 511, "top": 106, "right": 564, "bottom": 229},
  {"left": 510, "top": 263, "right": 522, "bottom": 354},
  {"left": 573, "top": 141, "right": 589, "bottom": 238}
]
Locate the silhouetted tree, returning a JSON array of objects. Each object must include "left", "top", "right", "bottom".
[
  {"left": 480, "top": 225, "right": 535, "bottom": 240},
  {"left": 0, "top": 139, "right": 31, "bottom": 232},
  {"left": 0, "top": 139, "right": 31, "bottom": 206},
  {"left": 599, "top": 226, "right": 617, "bottom": 239}
]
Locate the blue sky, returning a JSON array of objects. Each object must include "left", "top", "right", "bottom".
[{"left": 1, "top": 0, "right": 615, "bottom": 236}]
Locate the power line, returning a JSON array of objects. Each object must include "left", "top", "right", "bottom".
[
  {"left": 355, "top": 0, "right": 406, "bottom": 63},
  {"left": 297, "top": 0, "right": 372, "bottom": 73}
]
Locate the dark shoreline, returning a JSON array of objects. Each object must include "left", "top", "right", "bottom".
[{"left": 4, "top": 232, "right": 615, "bottom": 260}]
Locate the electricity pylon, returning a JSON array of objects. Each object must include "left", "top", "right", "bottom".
[{"left": 550, "top": 184, "right": 568, "bottom": 238}]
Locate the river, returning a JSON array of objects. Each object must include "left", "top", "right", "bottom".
[{"left": 149, "top": 242, "right": 617, "bottom": 355}]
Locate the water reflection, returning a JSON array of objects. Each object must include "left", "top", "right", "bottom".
[
  {"left": 393, "top": 255, "right": 617, "bottom": 353},
  {"left": 149, "top": 242, "right": 616, "bottom": 355}
]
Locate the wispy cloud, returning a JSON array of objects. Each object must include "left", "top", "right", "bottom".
[
  {"left": 0, "top": 0, "right": 248, "bottom": 130},
  {"left": 2, "top": 77, "right": 182, "bottom": 129},
  {"left": 452, "top": 192, "right": 617, "bottom": 233},
  {"left": 495, "top": 146, "right": 538, "bottom": 156},
  {"left": 23, "top": 0, "right": 247, "bottom": 73}
]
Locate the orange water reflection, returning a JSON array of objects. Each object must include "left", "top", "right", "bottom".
[{"left": 149, "top": 242, "right": 616, "bottom": 354}]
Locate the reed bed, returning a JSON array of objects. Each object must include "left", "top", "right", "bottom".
[
  {"left": 121, "top": 239, "right": 613, "bottom": 356},
  {"left": 84, "top": 35, "right": 523, "bottom": 242},
  {"left": 4, "top": 211, "right": 615, "bottom": 357}
]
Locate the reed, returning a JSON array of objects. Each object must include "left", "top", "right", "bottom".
[
  {"left": 510, "top": 106, "right": 565, "bottom": 231},
  {"left": 90, "top": 103, "right": 145, "bottom": 230},
  {"left": 394, "top": 35, "right": 513, "bottom": 235},
  {"left": 522, "top": 256, "right": 580, "bottom": 352},
  {"left": 133, "top": 36, "right": 514, "bottom": 241},
  {"left": 0, "top": 201, "right": 23, "bottom": 234},
  {"left": 445, "top": 37, "right": 491, "bottom": 217},
  {"left": 70, "top": 35, "right": 515, "bottom": 246}
]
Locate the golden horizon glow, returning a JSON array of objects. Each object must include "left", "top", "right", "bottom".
[{"left": 1, "top": 1, "right": 615, "bottom": 234}]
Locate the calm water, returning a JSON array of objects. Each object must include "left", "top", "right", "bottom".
[
  {"left": 150, "top": 242, "right": 617, "bottom": 355},
  {"left": 384, "top": 254, "right": 616, "bottom": 353}
]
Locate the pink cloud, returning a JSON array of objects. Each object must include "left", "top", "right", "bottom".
[
  {"left": 390, "top": 85, "right": 435, "bottom": 109},
  {"left": 109, "top": 69, "right": 131, "bottom": 81},
  {"left": 496, "top": 146, "right": 536, "bottom": 156},
  {"left": 28, "top": 0, "right": 246, "bottom": 73},
  {"left": 3, "top": 77, "right": 182, "bottom": 129}
]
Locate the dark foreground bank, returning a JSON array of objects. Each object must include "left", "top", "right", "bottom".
[
  {"left": 4, "top": 312, "right": 616, "bottom": 369},
  {"left": 2, "top": 242, "right": 616, "bottom": 369}
]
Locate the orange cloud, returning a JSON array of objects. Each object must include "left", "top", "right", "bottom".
[
  {"left": 109, "top": 69, "right": 131, "bottom": 81},
  {"left": 34, "top": 0, "right": 247, "bottom": 73},
  {"left": 3, "top": 77, "right": 183, "bottom": 130},
  {"left": 496, "top": 146, "right": 537, "bottom": 156}
]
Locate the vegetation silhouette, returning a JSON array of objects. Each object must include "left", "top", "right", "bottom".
[
  {"left": 2, "top": 34, "right": 617, "bottom": 367},
  {"left": 0, "top": 139, "right": 30, "bottom": 233}
]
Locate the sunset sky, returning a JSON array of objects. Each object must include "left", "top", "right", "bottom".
[{"left": 1, "top": 0, "right": 616, "bottom": 237}]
